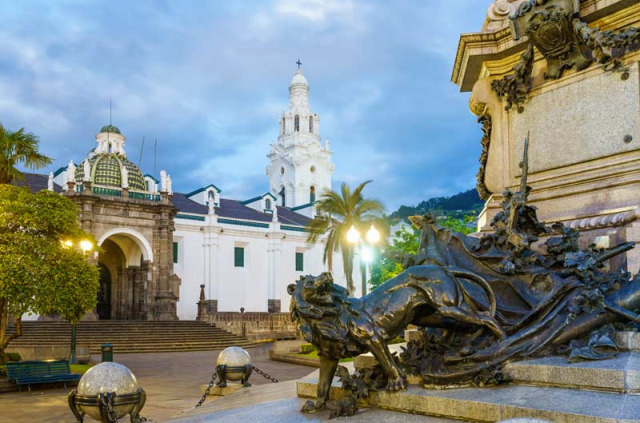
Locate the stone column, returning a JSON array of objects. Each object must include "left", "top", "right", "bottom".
[{"left": 153, "top": 205, "right": 179, "bottom": 320}]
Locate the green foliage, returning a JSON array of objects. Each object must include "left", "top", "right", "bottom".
[
  {"left": 306, "top": 181, "right": 385, "bottom": 294},
  {"left": 0, "top": 185, "right": 99, "bottom": 363},
  {"left": 300, "top": 343, "right": 316, "bottom": 354},
  {"left": 370, "top": 226, "right": 419, "bottom": 290},
  {"left": 5, "top": 352, "right": 20, "bottom": 362},
  {"left": 389, "top": 189, "right": 483, "bottom": 221},
  {"left": 369, "top": 215, "right": 477, "bottom": 290},
  {"left": 0, "top": 124, "right": 52, "bottom": 184},
  {"left": 439, "top": 214, "right": 476, "bottom": 235}
]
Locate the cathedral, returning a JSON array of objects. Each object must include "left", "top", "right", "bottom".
[{"left": 23, "top": 67, "right": 357, "bottom": 321}]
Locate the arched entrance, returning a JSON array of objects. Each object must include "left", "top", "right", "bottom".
[{"left": 97, "top": 229, "right": 153, "bottom": 320}]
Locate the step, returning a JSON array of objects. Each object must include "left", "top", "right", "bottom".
[
  {"left": 504, "top": 352, "right": 640, "bottom": 393},
  {"left": 0, "top": 378, "right": 18, "bottom": 394},
  {"left": 296, "top": 375, "right": 640, "bottom": 423}
]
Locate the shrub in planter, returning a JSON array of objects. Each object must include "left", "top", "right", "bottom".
[
  {"left": 300, "top": 344, "right": 316, "bottom": 354},
  {"left": 6, "top": 353, "right": 21, "bottom": 362}
]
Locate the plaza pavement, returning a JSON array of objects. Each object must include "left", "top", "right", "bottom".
[{"left": 0, "top": 344, "right": 315, "bottom": 423}]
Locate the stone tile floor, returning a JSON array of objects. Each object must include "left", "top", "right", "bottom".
[{"left": 0, "top": 344, "right": 315, "bottom": 423}]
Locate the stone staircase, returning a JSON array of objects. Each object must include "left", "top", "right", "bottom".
[
  {"left": 6, "top": 321, "right": 260, "bottom": 354},
  {"left": 296, "top": 331, "right": 640, "bottom": 422}
]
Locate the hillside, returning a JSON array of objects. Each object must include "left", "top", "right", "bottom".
[{"left": 389, "top": 189, "right": 484, "bottom": 221}]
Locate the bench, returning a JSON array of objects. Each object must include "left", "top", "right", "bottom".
[{"left": 6, "top": 360, "right": 80, "bottom": 391}]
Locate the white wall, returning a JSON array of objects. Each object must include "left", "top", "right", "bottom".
[{"left": 173, "top": 215, "right": 361, "bottom": 319}]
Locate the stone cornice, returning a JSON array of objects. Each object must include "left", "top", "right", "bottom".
[{"left": 452, "top": 0, "right": 639, "bottom": 92}]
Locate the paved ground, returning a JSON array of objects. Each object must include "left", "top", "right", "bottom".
[{"left": 0, "top": 344, "right": 315, "bottom": 423}]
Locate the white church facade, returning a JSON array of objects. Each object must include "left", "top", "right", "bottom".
[{"left": 23, "top": 66, "right": 360, "bottom": 321}]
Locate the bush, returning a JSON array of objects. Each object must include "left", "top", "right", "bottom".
[
  {"left": 389, "top": 336, "right": 405, "bottom": 345},
  {"left": 6, "top": 352, "right": 21, "bottom": 362},
  {"left": 0, "top": 365, "right": 5, "bottom": 377},
  {"left": 300, "top": 344, "right": 316, "bottom": 354}
]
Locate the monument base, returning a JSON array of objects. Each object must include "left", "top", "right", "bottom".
[
  {"left": 199, "top": 384, "right": 243, "bottom": 397},
  {"left": 296, "top": 331, "right": 640, "bottom": 423}
]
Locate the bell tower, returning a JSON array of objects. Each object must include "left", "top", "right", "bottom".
[{"left": 267, "top": 63, "right": 334, "bottom": 208}]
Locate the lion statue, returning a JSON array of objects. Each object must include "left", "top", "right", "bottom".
[{"left": 288, "top": 267, "right": 504, "bottom": 412}]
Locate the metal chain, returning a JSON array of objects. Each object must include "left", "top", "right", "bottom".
[
  {"left": 100, "top": 393, "right": 120, "bottom": 423},
  {"left": 194, "top": 370, "right": 218, "bottom": 408},
  {"left": 252, "top": 366, "right": 279, "bottom": 383}
]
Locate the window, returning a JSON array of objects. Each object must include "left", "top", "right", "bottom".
[
  {"left": 265, "top": 198, "right": 272, "bottom": 210},
  {"left": 310, "top": 186, "right": 316, "bottom": 203},
  {"left": 309, "top": 116, "right": 313, "bottom": 133},
  {"left": 294, "top": 115, "right": 300, "bottom": 132},
  {"left": 173, "top": 242, "right": 178, "bottom": 264},
  {"left": 296, "top": 252, "right": 304, "bottom": 272},
  {"left": 281, "top": 117, "right": 285, "bottom": 134},
  {"left": 280, "top": 187, "right": 286, "bottom": 207},
  {"left": 234, "top": 247, "right": 245, "bottom": 267}
]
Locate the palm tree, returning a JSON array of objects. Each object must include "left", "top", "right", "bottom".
[
  {"left": 0, "top": 124, "right": 52, "bottom": 184},
  {"left": 306, "top": 180, "right": 384, "bottom": 295}
]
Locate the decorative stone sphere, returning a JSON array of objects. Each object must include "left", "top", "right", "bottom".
[
  {"left": 217, "top": 347, "right": 252, "bottom": 381},
  {"left": 77, "top": 362, "right": 139, "bottom": 421}
]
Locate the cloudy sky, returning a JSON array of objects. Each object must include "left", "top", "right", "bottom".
[{"left": 1, "top": 0, "right": 489, "bottom": 211}]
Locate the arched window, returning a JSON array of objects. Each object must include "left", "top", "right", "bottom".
[
  {"left": 281, "top": 117, "right": 285, "bottom": 134},
  {"left": 279, "top": 187, "right": 286, "bottom": 207},
  {"left": 309, "top": 116, "right": 313, "bottom": 133},
  {"left": 310, "top": 186, "right": 316, "bottom": 203},
  {"left": 265, "top": 198, "right": 272, "bottom": 210},
  {"left": 294, "top": 115, "right": 300, "bottom": 132}
]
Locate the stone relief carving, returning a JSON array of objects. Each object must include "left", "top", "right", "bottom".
[
  {"left": 476, "top": 115, "right": 493, "bottom": 201},
  {"left": 485, "top": 0, "right": 529, "bottom": 32},
  {"left": 491, "top": 44, "right": 534, "bottom": 113},
  {"left": 492, "top": 0, "right": 640, "bottom": 112}
]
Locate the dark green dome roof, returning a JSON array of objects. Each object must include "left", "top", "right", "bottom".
[
  {"left": 100, "top": 124, "right": 121, "bottom": 135},
  {"left": 75, "top": 154, "right": 146, "bottom": 191}
]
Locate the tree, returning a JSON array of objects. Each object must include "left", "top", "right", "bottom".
[
  {"left": 369, "top": 215, "right": 476, "bottom": 290},
  {"left": 306, "top": 181, "right": 384, "bottom": 295},
  {"left": 0, "top": 185, "right": 99, "bottom": 363},
  {"left": 370, "top": 226, "right": 419, "bottom": 290},
  {"left": 0, "top": 124, "right": 52, "bottom": 184}
]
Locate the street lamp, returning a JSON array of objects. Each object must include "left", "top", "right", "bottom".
[
  {"left": 69, "top": 239, "right": 94, "bottom": 364},
  {"left": 347, "top": 224, "right": 380, "bottom": 296}
]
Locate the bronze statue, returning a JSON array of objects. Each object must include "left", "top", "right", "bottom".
[{"left": 290, "top": 138, "right": 640, "bottom": 413}]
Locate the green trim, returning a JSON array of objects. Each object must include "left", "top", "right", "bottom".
[
  {"left": 129, "top": 191, "right": 161, "bottom": 201},
  {"left": 144, "top": 174, "right": 159, "bottom": 183},
  {"left": 218, "top": 218, "right": 269, "bottom": 228},
  {"left": 234, "top": 247, "right": 244, "bottom": 267},
  {"left": 291, "top": 202, "right": 315, "bottom": 212},
  {"left": 241, "top": 192, "right": 277, "bottom": 205},
  {"left": 295, "top": 252, "right": 304, "bottom": 272},
  {"left": 281, "top": 225, "right": 308, "bottom": 232},
  {"left": 92, "top": 187, "right": 122, "bottom": 197},
  {"left": 176, "top": 214, "right": 206, "bottom": 222},
  {"left": 53, "top": 166, "right": 67, "bottom": 177},
  {"left": 173, "top": 242, "right": 178, "bottom": 264},
  {"left": 186, "top": 184, "right": 221, "bottom": 197}
]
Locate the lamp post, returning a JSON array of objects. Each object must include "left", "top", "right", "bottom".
[
  {"left": 347, "top": 224, "right": 380, "bottom": 296},
  {"left": 65, "top": 239, "right": 94, "bottom": 364}
]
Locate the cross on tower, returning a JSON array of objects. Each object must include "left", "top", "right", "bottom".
[{"left": 296, "top": 59, "right": 302, "bottom": 69}]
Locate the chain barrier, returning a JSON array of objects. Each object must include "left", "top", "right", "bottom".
[
  {"left": 100, "top": 393, "right": 120, "bottom": 423},
  {"left": 194, "top": 370, "right": 218, "bottom": 408},
  {"left": 193, "top": 365, "right": 278, "bottom": 408},
  {"left": 252, "top": 366, "right": 279, "bottom": 383}
]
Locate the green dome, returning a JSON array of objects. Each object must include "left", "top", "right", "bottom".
[
  {"left": 75, "top": 154, "right": 146, "bottom": 191},
  {"left": 100, "top": 124, "right": 121, "bottom": 135}
]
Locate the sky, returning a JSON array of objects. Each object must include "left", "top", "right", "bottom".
[{"left": 0, "top": 0, "right": 490, "bottom": 211}]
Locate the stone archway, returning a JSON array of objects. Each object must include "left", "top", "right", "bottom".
[{"left": 97, "top": 229, "right": 153, "bottom": 320}]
